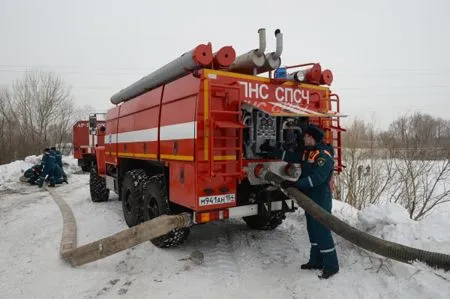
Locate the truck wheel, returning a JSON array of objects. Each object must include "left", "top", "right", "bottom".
[
  {"left": 243, "top": 211, "right": 286, "bottom": 230},
  {"left": 89, "top": 167, "right": 109, "bottom": 202},
  {"left": 142, "top": 174, "right": 190, "bottom": 248},
  {"left": 121, "top": 169, "right": 148, "bottom": 227}
]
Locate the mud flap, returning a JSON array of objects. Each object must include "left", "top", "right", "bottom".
[
  {"left": 257, "top": 192, "right": 272, "bottom": 218},
  {"left": 257, "top": 193, "right": 296, "bottom": 217}
]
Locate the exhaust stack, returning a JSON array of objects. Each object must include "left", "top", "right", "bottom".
[
  {"left": 256, "top": 29, "right": 283, "bottom": 74},
  {"left": 227, "top": 28, "right": 266, "bottom": 75}
]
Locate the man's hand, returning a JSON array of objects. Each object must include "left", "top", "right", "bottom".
[{"left": 280, "top": 180, "right": 297, "bottom": 190}]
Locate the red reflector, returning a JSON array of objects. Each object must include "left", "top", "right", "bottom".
[{"left": 195, "top": 209, "right": 229, "bottom": 223}]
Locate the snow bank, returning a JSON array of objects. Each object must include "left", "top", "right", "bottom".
[
  {"left": 332, "top": 199, "right": 360, "bottom": 226},
  {"left": 355, "top": 202, "right": 450, "bottom": 253},
  {"left": 358, "top": 202, "right": 411, "bottom": 228},
  {"left": 0, "top": 155, "right": 81, "bottom": 188}
]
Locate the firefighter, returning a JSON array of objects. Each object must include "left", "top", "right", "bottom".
[
  {"left": 36, "top": 148, "right": 56, "bottom": 187},
  {"left": 260, "top": 124, "right": 339, "bottom": 279},
  {"left": 23, "top": 164, "right": 43, "bottom": 185},
  {"left": 51, "top": 147, "right": 68, "bottom": 183}
]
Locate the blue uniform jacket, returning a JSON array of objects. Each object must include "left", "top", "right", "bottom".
[
  {"left": 41, "top": 152, "right": 56, "bottom": 176},
  {"left": 274, "top": 143, "right": 334, "bottom": 209},
  {"left": 55, "top": 150, "right": 63, "bottom": 168}
]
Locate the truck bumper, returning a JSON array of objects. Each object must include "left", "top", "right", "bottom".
[{"left": 192, "top": 199, "right": 295, "bottom": 224}]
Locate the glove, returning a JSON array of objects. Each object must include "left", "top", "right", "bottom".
[
  {"left": 260, "top": 140, "right": 275, "bottom": 152},
  {"left": 280, "top": 180, "right": 297, "bottom": 190}
]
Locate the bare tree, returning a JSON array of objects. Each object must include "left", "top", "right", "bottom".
[
  {"left": 386, "top": 150, "right": 450, "bottom": 220},
  {"left": 0, "top": 69, "right": 76, "bottom": 163},
  {"left": 338, "top": 118, "right": 397, "bottom": 209},
  {"left": 382, "top": 112, "right": 450, "bottom": 220}
]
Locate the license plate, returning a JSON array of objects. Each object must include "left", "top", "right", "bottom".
[{"left": 199, "top": 193, "right": 236, "bottom": 206}]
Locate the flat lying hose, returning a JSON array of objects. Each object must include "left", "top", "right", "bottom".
[
  {"left": 45, "top": 187, "right": 191, "bottom": 267},
  {"left": 45, "top": 186, "right": 77, "bottom": 258},
  {"left": 260, "top": 170, "right": 450, "bottom": 272}
]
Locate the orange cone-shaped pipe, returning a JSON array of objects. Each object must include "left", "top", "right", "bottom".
[
  {"left": 304, "top": 63, "right": 322, "bottom": 84},
  {"left": 192, "top": 42, "right": 214, "bottom": 66},
  {"left": 213, "top": 46, "right": 236, "bottom": 68},
  {"left": 320, "top": 69, "right": 333, "bottom": 85}
]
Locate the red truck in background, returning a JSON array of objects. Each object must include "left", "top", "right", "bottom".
[{"left": 73, "top": 113, "right": 106, "bottom": 172}]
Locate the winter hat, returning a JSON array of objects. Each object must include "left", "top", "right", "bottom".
[{"left": 305, "top": 124, "right": 324, "bottom": 142}]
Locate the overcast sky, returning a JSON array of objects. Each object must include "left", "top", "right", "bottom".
[{"left": 1, "top": 0, "right": 449, "bottom": 129}]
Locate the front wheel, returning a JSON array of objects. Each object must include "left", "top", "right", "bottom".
[{"left": 89, "top": 167, "right": 109, "bottom": 202}]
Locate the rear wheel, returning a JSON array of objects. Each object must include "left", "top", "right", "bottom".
[
  {"left": 238, "top": 180, "right": 287, "bottom": 230},
  {"left": 89, "top": 167, "right": 109, "bottom": 202},
  {"left": 121, "top": 169, "right": 148, "bottom": 227},
  {"left": 142, "top": 174, "right": 190, "bottom": 248},
  {"left": 243, "top": 211, "right": 286, "bottom": 230}
]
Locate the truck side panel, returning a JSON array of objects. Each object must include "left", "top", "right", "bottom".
[
  {"left": 105, "top": 107, "right": 120, "bottom": 165},
  {"left": 117, "top": 113, "right": 136, "bottom": 157},
  {"left": 168, "top": 162, "right": 197, "bottom": 209},
  {"left": 114, "top": 87, "right": 163, "bottom": 160},
  {"left": 73, "top": 121, "right": 89, "bottom": 160},
  {"left": 160, "top": 96, "right": 197, "bottom": 160},
  {"left": 160, "top": 75, "right": 199, "bottom": 208}
]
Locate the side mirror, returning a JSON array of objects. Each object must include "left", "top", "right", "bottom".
[
  {"left": 89, "top": 116, "right": 96, "bottom": 128},
  {"left": 89, "top": 115, "right": 97, "bottom": 135}
]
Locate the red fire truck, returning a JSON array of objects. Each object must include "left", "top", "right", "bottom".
[
  {"left": 89, "top": 29, "right": 344, "bottom": 248},
  {"left": 73, "top": 113, "right": 106, "bottom": 172}
]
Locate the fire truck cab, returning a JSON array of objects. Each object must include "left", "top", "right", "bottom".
[{"left": 73, "top": 113, "right": 106, "bottom": 172}]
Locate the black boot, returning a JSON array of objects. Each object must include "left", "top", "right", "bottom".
[
  {"left": 318, "top": 269, "right": 339, "bottom": 279},
  {"left": 300, "top": 263, "right": 323, "bottom": 270}
]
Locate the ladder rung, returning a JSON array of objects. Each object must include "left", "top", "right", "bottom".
[
  {"left": 213, "top": 160, "right": 237, "bottom": 164},
  {"left": 213, "top": 172, "right": 242, "bottom": 177},
  {"left": 214, "top": 120, "right": 246, "bottom": 129},
  {"left": 211, "top": 110, "right": 240, "bottom": 115},
  {"left": 330, "top": 126, "right": 345, "bottom": 132},
  {"left": 214, "top": 136, "right": 239, "bottom": 140},
  {"left": 214, "top": 147, "right": 240, "bottom": 151}
]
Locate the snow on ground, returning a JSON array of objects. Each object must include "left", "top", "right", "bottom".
[
  {"left": 0, "top": 155, "right": 80, "bottom": 191},
  {"left": 1, "top": 157, "right": 450, "bottom": 299}
]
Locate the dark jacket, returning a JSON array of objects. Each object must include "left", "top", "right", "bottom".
[
  {"left": 55, "top": 150, "right": 63, "bottom": 168},
  {"left": 41, "top": 151, "right": 56, "bottom": 176},
  {"left": 274, "top": 142, "right": 334, "bottom": 209}
]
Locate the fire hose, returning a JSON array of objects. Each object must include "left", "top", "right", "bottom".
[
  {"left": 254, "top": 166, "right": 450, "bottom": 272},
  {"left": 46, "top": 186, "right": 191, "bottom": 267},
  {"left": 47, "top": 168, "right": 450, "bottom": 270}
]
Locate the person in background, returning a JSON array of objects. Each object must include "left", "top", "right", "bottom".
[
  {"left": 37, "top": 148, "right": 56, "bottom": 187},
  {"left": 51, "top": 147, "right": 68, "bottom": 183}
]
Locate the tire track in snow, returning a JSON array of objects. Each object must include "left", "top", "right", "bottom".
[
  {"left": 207, "top": 228, "right": 239, "bottom": 285},
  {"left": 186, "top": 222, "right": 242, "bottom": 288}
]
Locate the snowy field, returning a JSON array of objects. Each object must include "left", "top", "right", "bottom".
[{"left": 1, "top": 156, "right": 450, "bottom": 299}]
